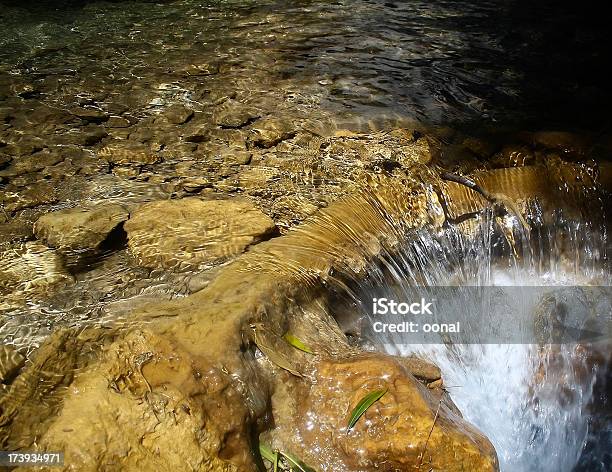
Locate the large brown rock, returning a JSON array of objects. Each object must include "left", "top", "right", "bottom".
[
  {"left": 270, "top": 354, "right": 498, "bottom": 472},
  {"left": 165, "top": 104, "right": 194, "bottom": 125},
  {"left": 124, "top": 197, "right": 276, "bottom": 271},
  {"left": 25, "top": 329, "right": 250, "bottom": 472},
  {"left": 34, "top": 204, "right": 129, "bottom": 251}
]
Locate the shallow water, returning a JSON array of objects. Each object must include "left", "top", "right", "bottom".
[
  {"left": 1, "top": 0, "right": 609, "bottom": 130},
  {"left": 1, "top": 0, "right": 611, "bottom": 469}
]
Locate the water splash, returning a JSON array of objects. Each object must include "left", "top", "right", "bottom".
[{"left": 345, "top": 205, "right": 611, "bottom": 471}]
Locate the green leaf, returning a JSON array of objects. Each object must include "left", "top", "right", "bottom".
[
  {"left": 280, "top": 451, "right": 316, "bottom": 472},
  {"left": 347, "top": 388, "right": 388, "bottom": 430},
  {"left": 252, "top": 325, "right": 303, "bottom": 377},
  {"left": 260, "top": 444, "right": 276, "bottom": 463},
  {"left": 283, "top": 333, "right": 314, "bottom": 354},
  {"left": 259, "top": 443, "right": 314, "bottom": 471}
]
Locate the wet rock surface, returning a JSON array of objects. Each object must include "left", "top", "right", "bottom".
[
  {"left": 0, "top": 187, "right": 436, "bottom": 471},
  {"left": 275, "top": 354, "right": 498, "bottom": 471},
  {"left": 34, "top": 204, "right": 129, "bottom": 251},
  {"left": 124, "top": 197, "right": 277, "bottom": 271},
  {"left": 0, "top": 345, "right": 25, "bottom": 385},
  {"left": 0, "top": 241, "right": 71, "bottom": 298},
  {"left": 0, "top": 0, "right": 610, "bottom": 470}
]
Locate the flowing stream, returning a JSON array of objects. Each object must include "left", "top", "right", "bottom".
[
  {"left": 345, "top": 206, "right": 611, "bottom": 471},
  {"left": 1, "top": 0, "right": 611, "bottom": 469}
]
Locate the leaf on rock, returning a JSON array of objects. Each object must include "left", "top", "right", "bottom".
[
  {"left": 281, "top": 451, "right": 316, "bottom": 472},
  {"left": 347, "top": 387, "right": 388, "bottom": 431},
  {"left": 283, "top": 333, "right": 314, "bottom": 354}
]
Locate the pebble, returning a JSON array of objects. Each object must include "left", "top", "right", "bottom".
[
  {"left": 105, "top": 116, "right": 132, "bottom": 128},
  {"left": 165, "top": 104, "right": 194, "bottom": 125}
]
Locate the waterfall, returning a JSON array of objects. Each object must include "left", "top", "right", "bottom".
[{"left": 342, "top": 203, "right": 611, "bottom": 471}]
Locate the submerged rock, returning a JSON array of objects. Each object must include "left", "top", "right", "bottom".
[
  {"left": 69, "top": 106, "right": 109, "bottom": 123},
  {"left": 33, "top": 204, "right": 129, "bottom": 251},
  {"left": 124, "top": 197, "right": 277, "bottom": 271},
  {"left": 247, "top": 117, "right": 296, "bottom": 148},
  {"left": 8, "top": 149, "right": 63, "bottom": 175},
  {"left": 213, "top": 101, "right": 259, "bottom": 129},
  {"left": 105, "top": 116, "right": 132, "bottom": 128},
  {"left": 98, "top": 142, "right": 160, "bottom": 166},
  {"left": 0, "top": 241, "right": 71, "bottom": 297},
  {"left": 165, "top": 104, "right": 194, "bottom": 125},
  {"left": 0, "top": 345, "right": 25, "bottom": 384},
  {"left": 0, "top": 181, "right": 58, "bottom": 212}
]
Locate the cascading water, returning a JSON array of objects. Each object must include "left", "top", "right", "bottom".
[{"left": 337, "top": 202, "right": 611, "bottom": 471}]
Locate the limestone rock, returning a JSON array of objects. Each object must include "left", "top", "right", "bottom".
[
  {"left": 0, "top": 345, "right": 25, "bottom": 383},
  {"left": 275, "top": 354, "right": 498, "bottom": 472},
  {"left": 105, "top": 116, "right": 132, "bottom": 128},
  {"left": 98, "top": 142, "right": 160, "bottom": 165},
  {"left": 220, "top": 147, "right": 251, "bottom": 166},
  {"left": 2, "top": 136, "right": 45, "bottom": 156},
  {"left": 181, "top": 177, "right": 212, "bottom": 192},
  {"left": 69, "top": 106, "right": 109, "bottom": 123},
  {"left": 124, "top": 198, "right": 276, "bottom": 271},
  {"left": 248, "top": 117, "right": 296, "bottom": 148},
  {"left": 27, "top": 329, "right": 248, "bottom": 472},
  {"left": 397, "top": 355, "right": 442, "bottom": 382},
  {"left": 213, "top": 101, "right": 259, "bottom": 129},
  {"left": 0, "top": 241, "right": 70, "bottom": 296},
  {"left": 10, "top": 149, "right": 63, "bottom": 175},
  {"left": 271, "top": 195, "right": 320, "bottom": 229},
  {"left": 0, "top": 181, "right": 57, "bottom": 212},
  {"left": 34, "top": 204, "right": 130, "bottom": 251},
  {"left": 165, "top": 104, "right": 194, "bottom": 125},
  {"left": 237, "top": 167, "right": 280, "bottom": 193},
  {"left": 82, "top": 127, "right": 109, "bottom": 146}
]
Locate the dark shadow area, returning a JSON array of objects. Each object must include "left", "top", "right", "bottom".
[
  {"left": 63, "top": 222, "right": 128, "bottom": 275},
  {"left": 270, "top": 0, "right": 611, "bottom": 135},
  {"left": 492, "top": 0, "right": 610, "bottom": 133}
]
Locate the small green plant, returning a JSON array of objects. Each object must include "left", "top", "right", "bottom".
[
  {"left": 347, "top": 387, "right": 388, "bottom": 431},
  {"left": 259, "top": 444, "right": 279, "bottom": 471},
  {"left": 259, "top": 444, "right": 315, "bottom": 472},
  {"left": 283, "top": 333, "right": 314, "bottom": 354}
]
